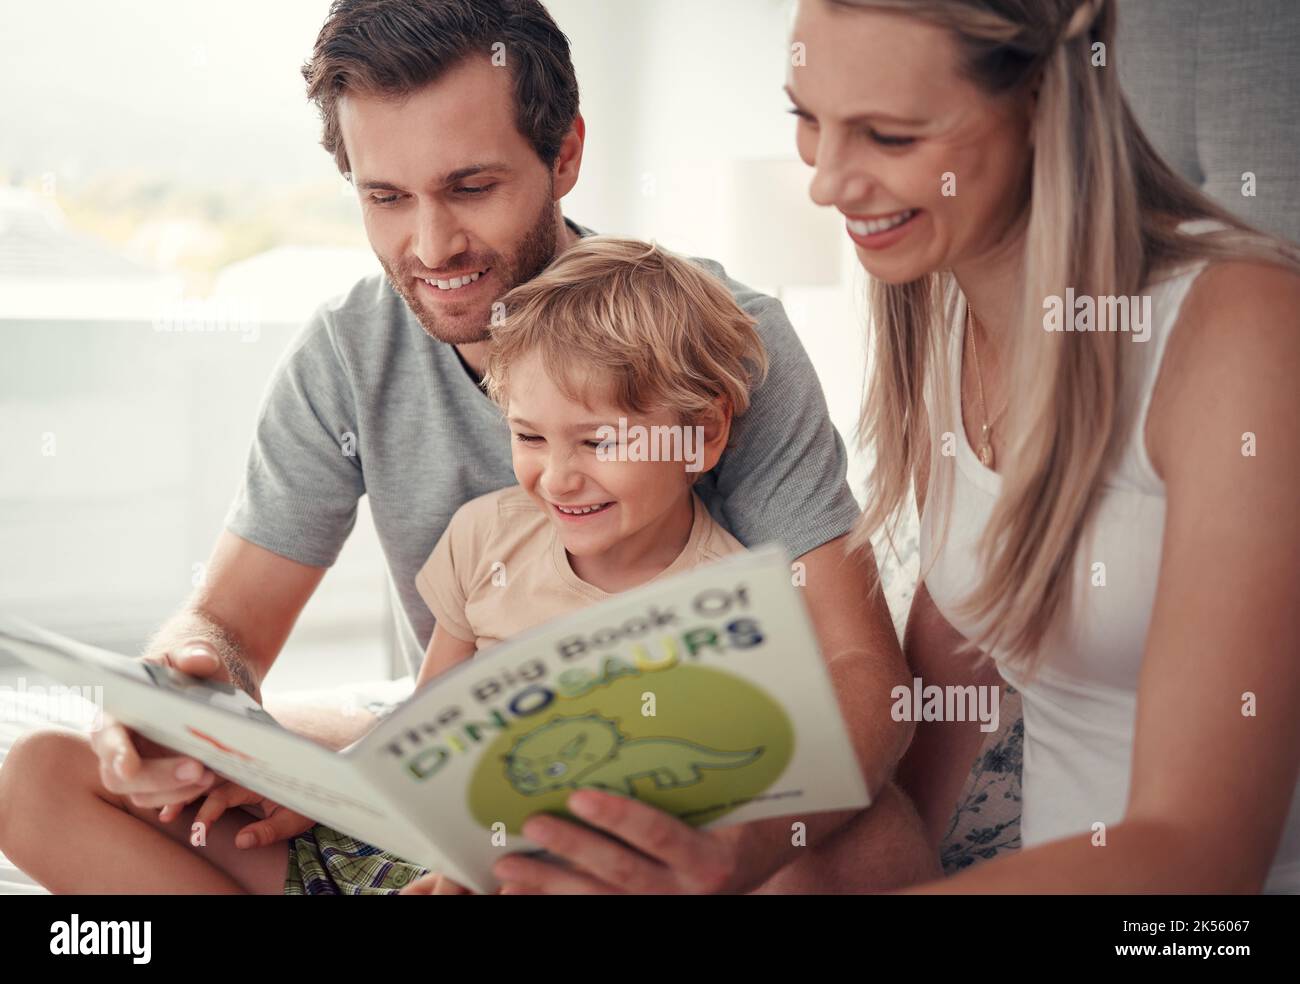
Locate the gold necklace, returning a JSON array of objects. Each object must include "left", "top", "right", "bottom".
[{"left": 966, "top": 304, "right": 1007, "bottom": 469}]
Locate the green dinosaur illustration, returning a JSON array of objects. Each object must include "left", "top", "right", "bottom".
[{"left": 503, "top": 713, "right": 764, "bottom": 797}]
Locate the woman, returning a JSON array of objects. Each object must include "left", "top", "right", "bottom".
[{"left": 786, "top": 0, "right": 1300, "bottom": 891}]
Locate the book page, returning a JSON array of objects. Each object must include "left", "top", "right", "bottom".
[
  {"left": 354, "top": 543, "right": 870, "bottom": 893},
  {"left": 0, "top": 616, "right": 428, "bottom": 854}
]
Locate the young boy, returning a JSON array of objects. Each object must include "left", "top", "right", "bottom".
[
  {"left": 413, "top": 234, "right": 768, "bottom": 681},
  {"left": 0, "top": 237, "right": 769, "bottom": 895},
  {"left": 291, "top": 236, "right": 770, "bottom": 893}
]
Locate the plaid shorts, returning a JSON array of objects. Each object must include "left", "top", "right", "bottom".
[{"left": 283, "top": 824, "right": 431, "bottom": 895}]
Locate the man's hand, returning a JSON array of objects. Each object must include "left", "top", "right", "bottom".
[
  {"left": 166, "top": 780, "right": 316, "bottom": 848},
  {"left": 492, "top": 789, "right": 739, "bottom": 895},
  {"left": 92, "top": 532, "right": 326, "bottom": 810},
  {"left": 89, "top": 640, "right": 232, "bottom": 809}
]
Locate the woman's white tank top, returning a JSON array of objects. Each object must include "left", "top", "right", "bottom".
[{"left": 919, "top": 233, "right": 1300, "bottom": 892}]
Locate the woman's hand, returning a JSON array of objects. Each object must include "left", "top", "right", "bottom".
[
  {"left": 494, "top": 789, "right": 739, "bottom": 894},
  {"left": 161, "top": 780, "right": 316, "bottom": 848}
]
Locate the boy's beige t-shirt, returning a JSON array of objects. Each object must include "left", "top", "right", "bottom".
[{"left": 415, "top": 485, "right": 745, "bottom": 651}]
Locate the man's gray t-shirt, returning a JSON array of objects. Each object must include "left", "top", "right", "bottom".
[{"left": 224, "top": 219, "right": 861, "bottom": 677}]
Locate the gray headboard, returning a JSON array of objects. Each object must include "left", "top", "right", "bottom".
[{"left": 1116, "top": 0, "right": 1300, "bottom": 243}]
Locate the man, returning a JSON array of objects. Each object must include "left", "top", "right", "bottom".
[{"left": 81, "top": 0, "right": 933, "bottom": 892}]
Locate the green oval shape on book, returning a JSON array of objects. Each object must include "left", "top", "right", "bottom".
[{"left": 468, "top": 665, "right": 794, "bottom": 832}]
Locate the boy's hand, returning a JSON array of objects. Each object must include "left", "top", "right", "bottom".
[
  {"left": 163, "top": 780, "right": 316, "bottom": 848},
  {"left": 400, "top": 873, "right": 473, "bottom": 895}
]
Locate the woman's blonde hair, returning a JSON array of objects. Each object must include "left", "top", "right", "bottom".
[
  {"left": 485, "top": 236, "right": 769, "bottom": 436},
  {"left": 833, "top": 0, "right": 1300, "bottom": 669}
]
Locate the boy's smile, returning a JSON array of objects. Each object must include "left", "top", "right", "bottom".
[
  {"left": 505, "top": 352, "right": 701, "bottom": 589},
  {"left": 550, "top": 500, "right": 616, "bottom": 520}
]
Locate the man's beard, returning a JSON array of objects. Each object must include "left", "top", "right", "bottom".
[{"left": 379, "top": 195, "right": 559, "bottom": 346}]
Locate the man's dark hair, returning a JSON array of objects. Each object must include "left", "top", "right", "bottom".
[{"left": 301, "top": 0, "right": 580, "bottom": 175}]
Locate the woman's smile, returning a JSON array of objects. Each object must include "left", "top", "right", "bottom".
[{"left": 843, "top": 207, "right": 923, "bottom": 250}]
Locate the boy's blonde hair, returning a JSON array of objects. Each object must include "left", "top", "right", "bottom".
[{"left": 484, "top": 236, "right": 768, "bottom": 429}]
